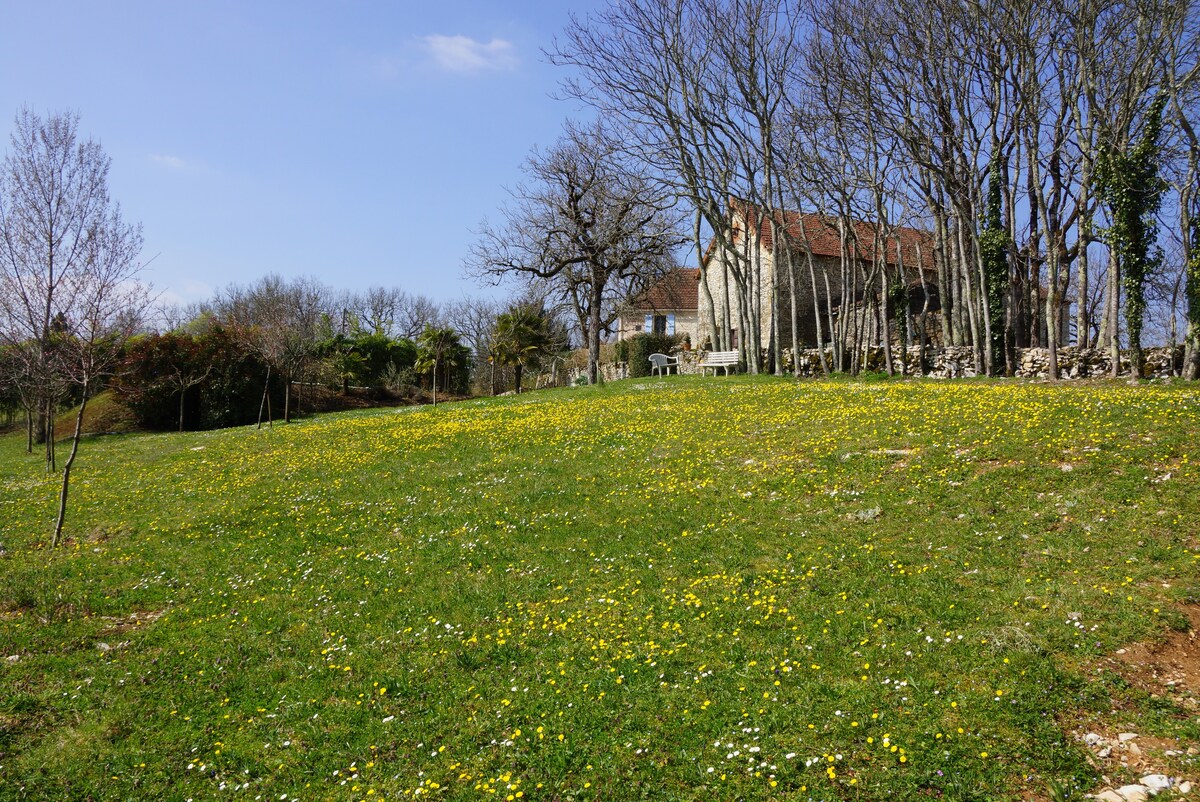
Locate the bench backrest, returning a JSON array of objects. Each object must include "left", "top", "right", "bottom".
[{"left": 701, "top": 350, "right": 739, "bottom": 365}]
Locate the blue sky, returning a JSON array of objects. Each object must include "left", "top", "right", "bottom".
[{"left": 0, "top": 1, "right": 602, "bottom": 308}]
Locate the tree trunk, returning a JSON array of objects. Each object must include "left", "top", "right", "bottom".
[
  {"left": 934, "top": 208, "right": 953, "bottom": 347},
  {"left": 787, "top": 247, "right": 799, "bottom": 376},
  {"left": 588, "top": 277, "right": 604, "bottom": 385},
  {"left": 881, "top": 259, "right": 895, "bottom": 376},
  {"left": 1108, "top": 248, "right": 1121, "bottom": 377},
  {"left": 806, "top": 249, "right": 830, "bottom": 377},
  {"left": 52, "top": 388, "right": 90, "bottom": 548},
  {"left": 722, "top": 260, "right": 733, "bottom": 352},
  {"left": 258, "top": 365, "right": 272, "bottom": 429},
  {"left": 1184, "top": 212, "right": 1200, "bottom": 379},
  {"left": 696, "top": 210, "right": 720, "bottom": 352},
  {"left": 44, "top": 400, "right": 56, "bottom": 472},
  {"left": 954, "top": 214, "right": 983, "bottom": 373},
  {"left": 1047, "top": 277, "right": 1060, "bottom": 380}
]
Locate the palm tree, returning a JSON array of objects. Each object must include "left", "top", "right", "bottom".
[
  {"left": 491, "top": 305, "right": 550, "bottom": 394},
  {"left": 415, "top": 325, "right": 462, "bottom": 406}
]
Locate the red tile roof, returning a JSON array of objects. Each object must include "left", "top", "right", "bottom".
[
  {"left": 626, "top": 268, "right": 700, "bottom": 311},
  {"left": 707, "top": 201, "right": 935, "bottom": 271}
]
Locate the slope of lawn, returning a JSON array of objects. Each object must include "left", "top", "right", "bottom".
[{"left": 1, "top": 376, "right": 1197, "bottom": 801}]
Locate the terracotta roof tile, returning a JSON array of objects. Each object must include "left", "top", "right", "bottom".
[
  {"left": 627, "top": 268, "right": 700, "bottom": 311},
  {"left": 708, "top": 201, "right": 935, "bottom": 271}
]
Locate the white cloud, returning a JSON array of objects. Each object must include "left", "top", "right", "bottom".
[
  {"left": 149, "top": 154, "right": 187, "bottom": 170},
  {"left": 422, "top": 34, "right": 518, "bottom": 73}
]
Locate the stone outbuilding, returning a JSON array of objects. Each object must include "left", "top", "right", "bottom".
[{"left": 616, "top": 267, "right": 701, "bottom": 346}]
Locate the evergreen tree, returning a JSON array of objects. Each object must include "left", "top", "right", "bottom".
[{"left": 491, "top": 305, "right": 551, "bottom": 395}]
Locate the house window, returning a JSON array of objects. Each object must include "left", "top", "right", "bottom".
[{"left": 648, "top": 314, "right": 675, "bottom": 335}]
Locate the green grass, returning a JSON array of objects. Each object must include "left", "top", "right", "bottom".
[{"left": 1, "top": 377, "right": 1198, "bottom": 800}]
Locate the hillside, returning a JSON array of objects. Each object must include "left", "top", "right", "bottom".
[{"left": 1, "top": 377, "right": 1198, "bottom": 801}]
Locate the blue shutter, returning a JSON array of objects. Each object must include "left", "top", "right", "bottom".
[
  {"left": 644, "top": 314, "right": 653, "bottom": 332},
  {"left": 666, "top": 314, "right": 675, "bottom": 336}
]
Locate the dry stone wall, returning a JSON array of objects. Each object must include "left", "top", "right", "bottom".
[{"left": 562, "top": 345, "right": 1186, "bottom": 384}]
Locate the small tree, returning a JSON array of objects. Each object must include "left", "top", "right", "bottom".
[
  {"left": 212, "top": 275, "right": 330, "bottom": 424},
  {"left": 0, "top": 109, "right": 148, "bottom": 547},
  {"left": 319, "top": 331, "right": 366, "bottom": 394},
  {"left": 117, "top": 332, "right": 213, "bottom": 431}
]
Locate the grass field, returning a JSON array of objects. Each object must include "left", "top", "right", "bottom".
[{"left": 1, "top": 376, "right": 1198, "bottom": 801}]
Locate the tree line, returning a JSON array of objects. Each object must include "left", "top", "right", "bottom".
[
  {"left": 538, "top": 0, "right": 1199, "bottom": 379},
  {"left": 3, "top": 272, "right": 581, "bottom": 437},
  {"left": 0, "top": 112, "right": 580, "bottom": 545},
  {"left": 151, "top": 277, "right": 578, "bottom": 419}
]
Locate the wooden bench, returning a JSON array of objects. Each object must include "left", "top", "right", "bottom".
[{"left": 698, "top": 349, "right": 739, "bottom": 376}]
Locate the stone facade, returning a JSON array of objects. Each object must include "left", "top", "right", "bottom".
[
  {"left": 616, "top": 308, "right": 701, "bottom": 346},
  {"left": 697, "top": 206, "right": 936, "bottom": 352},
  {"left": 616, "top": 268, "right": 702, "bottom": 345}
]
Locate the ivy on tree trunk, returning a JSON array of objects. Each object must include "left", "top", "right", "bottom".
[
  {"left": 1095, "top": 94, "right": 1168, "bottom": 379},
  {"left": 979, "top": 155, "right": 1009, "bottom": 376}
]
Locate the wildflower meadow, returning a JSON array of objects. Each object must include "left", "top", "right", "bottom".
[{"left": 1, "top": 377, "right": 1197, "bottom": 800}]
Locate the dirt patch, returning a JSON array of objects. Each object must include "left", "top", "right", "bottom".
[
  {"left": 1106, "top": 605, "right": 1200, "bottom": 699},
  {"left": 1059, "top": 606, "right": 1200, "bottom": 797}
]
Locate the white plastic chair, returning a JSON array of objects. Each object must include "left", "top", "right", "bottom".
[{"left": 648, "top": 352, "right": 679, "bottom": 376}]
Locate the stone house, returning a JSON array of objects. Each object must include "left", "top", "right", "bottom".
[
  {"left": 617, "top": 202, "right": 1072, "bottom": 357},
  {"left": 697, "top": 203, "right": 938, "bottom": 351},
  {"left": 616, "top": 268, "right": 702, "bottom": 346}
]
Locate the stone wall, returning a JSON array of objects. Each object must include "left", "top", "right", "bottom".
[
  {"left": 786, "top": 345, "right": 1184, "bottom": 379},
  {"left": 560, "top": 345, "right": 1186, "bottom": 384}
]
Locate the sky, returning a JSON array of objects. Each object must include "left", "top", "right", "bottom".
[{"left": 0, "top": 1, "right": 605, "bottom": 309}]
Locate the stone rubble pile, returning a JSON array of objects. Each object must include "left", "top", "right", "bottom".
[{"left": 1077, "top": 732, "right": 1196, "bottom": 801}]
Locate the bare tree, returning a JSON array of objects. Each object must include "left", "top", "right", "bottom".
[
  {"left": 395, "top": 293, "right": 443, "bottom": 341},
  {"left": 345, "top": 286, "right": 405, "bottom": 336},
  {"left": 0, "top": 108, "right": 149, "bottom": 546},
  {"left": 1162, "top": 5, "right": 1200, "bottom": 378},
  {"left": 445, "top": 296, "right": 501, "bottom": 394},
  {"left": 210, "top": 274, "right": 331, "bottom": 424},
  {"left": 550, "top": 0, "right": 745, "bottom": 358},
  {"left": 547, "top": 0, "right": 1194, "bottom": 378},
  {"left": 467, "top": 122, "right": 684, "bottom": 385}
]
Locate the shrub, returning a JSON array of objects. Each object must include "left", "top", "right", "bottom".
[
  {"left": 353, "top": 334, "right": 417, "bottom": 387},
  {"left": 114, "top": 327, "right": 271, "bottom": 431},
  {"left": 617, "top": 333, "right": 686, "bottom": 378}
]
